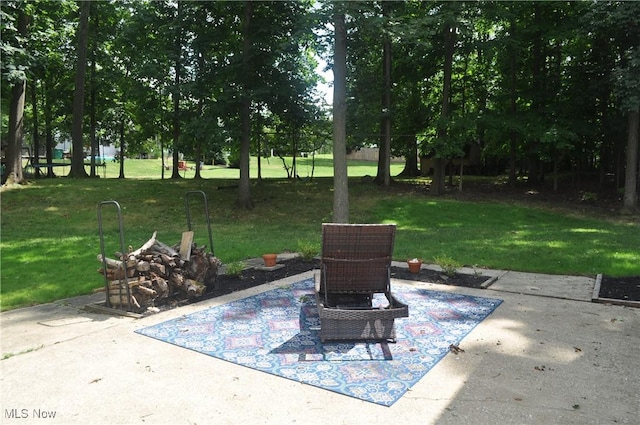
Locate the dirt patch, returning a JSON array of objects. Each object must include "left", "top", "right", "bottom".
[
  {"left": 390, "top": 266, "right": 488, "bottom": 288},
  {"left": 598, "top": 275, "right": 640, "bottom": 302}
]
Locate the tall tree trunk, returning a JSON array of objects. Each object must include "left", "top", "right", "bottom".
[
  {"left": 5, "top": 78, "right": 27, "bottom": 185},
  {"left": 194, "top": 52, "right": 205, "bottom": 180},
  {"left": 3, "top": 10, "right": 28, "bottom": 185},
  {"left": 527, "top": 4, "right": 544, "bottom": 185},
  {"left": 89, "top": 3, "right": 98, "bottom": 178},
  {"left": 160, "top": 130, "right": 166, "bottom": 180},
  {"left": 332, "top": 11, "right": 349, "bottom": 223},
  {"left": 237, "top": 0, "right": 254, "bottom": 208},
  {"left": 400, "top": 135, "right": 419, "bottom": 177},
  {"left": 257, "top": 112, "right": 262, "bottom": 180},
  {"left": 118, "top": 119, "right": 125, "bottom": 179},
  {"left": 89, "top": 50, "right": 98, "bottom": 177},
  {"left": 44, "top": 79, "right": 54, "bottom": 178},
  {"left": 31, "top": 79, "right": 41, "bottom": 178},
  {"left": 622, "top": 109, "right": 639, "bottom": 213},
  {"left": 399, "top": 86, "right": 421, "bottom": 177},
  {"left": 69, "top": 0, "right": 90, "bottom": 178},
  {"left": 376, "top": 4, "right": 391, "bottom": 187},
  {"left": 508, "top": 18, "right": 518, "bottom": 186},
  {"left": 292, "top": 130, "right": 298, "bottom": 179},
  {"left": 433, "top": 21, "right": 455, "bottom": 195},
  {"left": 194, "top": 141, "right": 202, "bottom": 179},
  {"left": 598, "top": 90, "right": 611, "bottom": 189},
  {"left": 171, "top": 1, "right": 182, "bottom": 179}
]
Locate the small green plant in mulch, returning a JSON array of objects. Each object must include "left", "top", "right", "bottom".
[
  {"left": 434, "top": 254, "right": 461, "bottom": 277},
  {"left": 225, "top": 261, "right": 245, "bottom": 277},
  {"left": 580, "top": 191, "right": 598, "bottom": 202},
  {"left": 297, "top": 240, "right": 320, "bottom": 261}
]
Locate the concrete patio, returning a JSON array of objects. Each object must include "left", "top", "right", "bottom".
[{"left": 1, "top": 264, "right": 638, "bottom": 424}]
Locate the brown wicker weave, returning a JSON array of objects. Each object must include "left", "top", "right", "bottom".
[{"left": 315, "top": 223, "right": 409, "bottom": 342}]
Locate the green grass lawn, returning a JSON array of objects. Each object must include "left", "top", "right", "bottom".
[
  {"left": 56, "top": 154, "right": 405, "bottom": 180},
  {"left": 2, "top": 157, "right": 639, "bottom": 311}
]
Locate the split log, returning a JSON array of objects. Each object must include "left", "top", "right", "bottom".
[
  {"left": 109, "top": 293, "right": 141, "bottom": 309},
  {"left": 185, "top": 279, "right": 206, "bottom": 297},
  {"left": 98, "top": 266, "right": 136, "bottom": 280},
  {"left": 106, "top": 277, "right": 143, "bottom": 289},
  {"left": 150, "top": 262, "right": 166, "bottom": 277},
  {"left": 107, "top": 278, "right": 157, "bottom": 307},
  {"left": 150, "top": 273, "right": 170, "bottom": 298},
  {"left": 152, "top": 240, "right": 179, "bottom": 257},
  {"left": 127, "top": 231, "right": 158, "bottom": 258},
  {"left": 159, "top": 253, "right": 177, "bottom": 268},
  {"left": 136, "top": 261, "right": 151, "bottom": 272},
  {"left": 136, "top": 285, "right": 157, "bottom": 297},
  {"left": 169, "top": 272, "right": 185, "bottom": 289},
  {"left": 97, "top": 254, "right": 136, "bottom": 269},
  {"left": 179, "top": 231, "right": 194, "bottom": 261}
]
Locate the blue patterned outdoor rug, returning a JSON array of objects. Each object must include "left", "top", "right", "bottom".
[{"left": 135, "top": 278, "right": 502, "bottom": 406}]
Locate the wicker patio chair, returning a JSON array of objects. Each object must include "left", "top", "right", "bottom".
[{"left": 315, "top": 223, "right": 409, "bottom": 342}]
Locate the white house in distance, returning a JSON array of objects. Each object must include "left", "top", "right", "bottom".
[
  {"left": 53, "top": 142, "right": 118, "bottom": 160},
  {"left": 346, "top": 147, "right": 404, "bottom": 163}
]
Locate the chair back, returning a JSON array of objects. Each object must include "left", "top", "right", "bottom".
[{"left": 321, "top": 223, "right": 396, "bottom": 294}]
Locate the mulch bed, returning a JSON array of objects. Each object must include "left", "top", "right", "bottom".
[
  {"left": 158, "top": 258, "right": 638, "bottom": 312},
  {"left": 598, "top": 275, "right": 640, "bottom": 302},
  {"left": 207, "top": 257, "right": 487, "bottom": 300},
  {"left": 210, "top": 258, "right": 320, "bottom": 297},
  {"left": 210, "top": 258, "right": 640, "bottom": 301},
  {"left": 390, "top": 266, "right": 488, "bottom": 288}
]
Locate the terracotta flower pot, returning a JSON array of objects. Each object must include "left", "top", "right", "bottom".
[
  {"left": 262, "top": 253, "right": 278, "bottom": 267},
  {"left": 407, "top": 258, "right": 422, "bottom": 274}
]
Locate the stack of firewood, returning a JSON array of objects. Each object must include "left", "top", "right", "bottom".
[{"left": 97, "top": 231, "right": 220, "bottom": 312}]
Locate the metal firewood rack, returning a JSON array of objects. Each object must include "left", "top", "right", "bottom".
[
  {"left": 97, "top": 191, "right": 214, "bottom": 314},
  {"left": 97, "top": 200, "right": 132, "bottom": 312},
  {"left": 185, "top": 190, "right": 214, "bottom": 256}
]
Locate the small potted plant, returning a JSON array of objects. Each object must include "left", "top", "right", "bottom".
[
  {"left": 407, "top": 258, "right": 422, "bottom": 274},
  {"left": 262, "top": 253, "right": 278, "bottom": 267}
]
